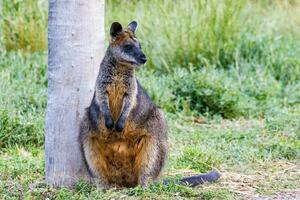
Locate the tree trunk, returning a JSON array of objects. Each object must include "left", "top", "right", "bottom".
[{"left": 45, "top": 0, "right": 105, "bottom": 187}]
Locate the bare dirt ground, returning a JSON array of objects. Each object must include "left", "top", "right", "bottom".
[
  {"left": 196, "top": 160, "right": 300, "bottom": 200},
  {"left": 250, "top": 189, "right": 300, "bottom": 200}
]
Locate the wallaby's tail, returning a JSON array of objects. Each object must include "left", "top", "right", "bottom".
[
  {"left": 164, "top": 170, "right": 221, "bottom": 187},
  {"left": 179, "top": 170, "right": 221, "bottom": 187}
]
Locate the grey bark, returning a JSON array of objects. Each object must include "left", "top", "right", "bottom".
[{"left": 45, "top": 0, "right": 105, "bottom": 187}]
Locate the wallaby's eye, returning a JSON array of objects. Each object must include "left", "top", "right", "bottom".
[{"left": 123, "top": 44, "right": 133, "bottom": 51}]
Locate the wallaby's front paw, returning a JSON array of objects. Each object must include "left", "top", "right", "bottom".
[
  {"left": 115, "top": 119, "right": 125, "bottom": 132},
  {"left": 104, "top": 116, "right": 114, "bottom": 129}
]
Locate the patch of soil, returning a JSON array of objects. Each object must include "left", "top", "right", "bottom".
[{"left": 250, "top": 189, "right": 300, "bottom": 200}]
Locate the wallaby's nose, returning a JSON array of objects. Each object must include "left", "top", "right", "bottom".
[{"left": 140, "top": 54, "right": 147, "bottom": 64}]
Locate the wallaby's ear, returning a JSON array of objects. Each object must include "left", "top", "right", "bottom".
[
  {"left": 110, "top": 22, "right": 123, "bottom": 38},
  {"left": 128, "top": 21, "right": 138, "bottom": 33}
]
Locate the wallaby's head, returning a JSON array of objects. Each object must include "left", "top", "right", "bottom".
[{"left": 109, "top": 21, "right": 147, "bottom": 67}]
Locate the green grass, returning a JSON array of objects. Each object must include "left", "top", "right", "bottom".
[
  {"left": 107, "top": 0, "right": 249, "bottom": 71},
  {"left": 0, "top": 52, "right": 46, "bottom": 148},
  {"left": 1, "top": 0, "right": 47, "bottom": 52},
  {"left": 1, "top": 0, "right": 300, "bottom": 199},
  {"left": 1, "top": 113, "right": 299, "bottom": 199}
]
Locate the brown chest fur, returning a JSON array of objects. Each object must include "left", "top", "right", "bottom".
[
  {"left": 86, "top": 80, "right": 152, "bottom": 187},
  {"left": 87, "top": 122, "right": 152, "bottom": 187},
  {"left": 106, "top": 78, "right": 126, "bottom": 121}
]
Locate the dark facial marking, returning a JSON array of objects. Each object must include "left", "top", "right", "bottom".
[{"left": 123, "top": 44, "right": 134, "bottom": 52}]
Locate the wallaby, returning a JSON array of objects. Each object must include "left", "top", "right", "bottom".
[{"left": 79, "top": 21, "right": 221, "bottom": 188}]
